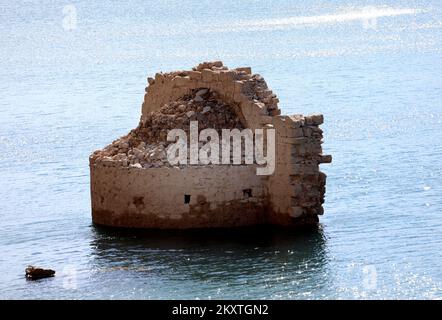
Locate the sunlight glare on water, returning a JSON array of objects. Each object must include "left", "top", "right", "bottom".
[{"left": 0, "top": 0, "right": 441, "bottom": 299}]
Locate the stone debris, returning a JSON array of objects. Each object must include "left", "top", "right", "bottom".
[
  {"left": 25, "top": 265, "right": 55, "bottom": 280},
  {"left": 90, "top": 88, "right": 244, "bottom": 168}
]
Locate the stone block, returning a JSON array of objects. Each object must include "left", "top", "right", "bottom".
[
  {"left": 305, "top": 114, "right": 324, "bottom": 125},
  {"left": 234, "top": 80, "right": 244, "bottom": 93},
  {"left": 213, "top": 61, "right": 223, "bottom": 68},
  {"left": 233, "top": 92, "right": 246, "bottom": 103},
  {"left": 288, "top": 115, "right": 304, "bottom": 128},
  {"left": 212, "top": 71, "right": 220, "bottom": 81},
  {"left": 173, "top": 76, "right": 190, "bottom": 87},
  {"left": 287, "top": 128, "right": 304, "bottom": 138},
  {"left": 188, "top": 71, "right": 201, "bottom": 80},
  {"left": 319, "top": 154, "right": 332, "bottom": 163},
  {"left": 288, "top": 164, "right": 318, "bottom": 175},
  {"left": 280, "top": 137, "right": 306, "bottom": 145},
  {"left": 154, "top": 72, "right": 165, "bottom": 84},
  {"left": 289, "top": 206, "right": 303, "bottom": 218},
  {"left": 201, "top": 69, "right": 213, "bottom": 82},
  {"left": 261, "top": 115, "right": 273, "bottom": 125},
  {"left": 236, "top": 67, "right": 252, "bottom": 74},
  {"left": 219, "top": 70, "right": 235, "bottom": 82}
]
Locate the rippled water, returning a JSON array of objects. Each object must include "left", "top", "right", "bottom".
[{"left": 1, "top": 0, "right": 441, "bottom": 299}]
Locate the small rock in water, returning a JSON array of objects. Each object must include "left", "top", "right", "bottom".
[{"left": 25, "top": 265, "right": 55, "bottom": 280}]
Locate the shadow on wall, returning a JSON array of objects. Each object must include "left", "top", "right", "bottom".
[{"left": 89, "top": 225, "right": 329, "bottom": 284}]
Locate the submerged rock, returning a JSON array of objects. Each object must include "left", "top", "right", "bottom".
[{"left": 25, "top": 265, "right": 55, "bottom": 280}]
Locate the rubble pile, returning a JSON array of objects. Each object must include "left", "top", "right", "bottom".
[
  {"left": 192, "top": 61, "right": 280, "bottom": 116},
  {"left": 90, "top": 88, "right": 244, "bottom": 168}
]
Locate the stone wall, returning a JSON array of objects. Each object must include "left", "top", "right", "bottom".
[
  {"left": 268, "top": 114, "right": 331, "bottom": 226},
  {"left": 90, "top": 61, "right": 331, "bottom": 229},
  {"left": 141, "top": 61, "right": 278, "bottom": 130},
  {"left": 91, "top": 164, "right": 267, "bottom": 229}
]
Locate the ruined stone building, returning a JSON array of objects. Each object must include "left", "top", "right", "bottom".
[{"left": 90, "top": 61, "right": 331, "bottom": 229}]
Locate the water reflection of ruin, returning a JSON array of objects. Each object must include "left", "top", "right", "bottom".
[{"left": 90, "top": 226, "right": 329, "bottom": 298}]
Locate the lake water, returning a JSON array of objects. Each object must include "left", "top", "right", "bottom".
[{"left": 0, "top": 0, "right": 441, "bottom": 299}]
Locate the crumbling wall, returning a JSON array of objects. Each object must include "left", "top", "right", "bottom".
[
  {"left": 142, "top": 61, "right": 279, "bottom": 130},
  {"left": 90, "top": 88, "right": 245, "bottom": 169},
  {"left": 91, "top": 165, "right": 267, "bottom": 229},
  {"left": 268, "top": 114, "right": 331, "bottom": 226},
  {"left": 90, "top": 61, "right": 331, "bottom": 229}
]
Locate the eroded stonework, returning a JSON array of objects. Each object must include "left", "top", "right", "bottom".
[{"left": 90, "top": 61, "right": 331, "bottom": 229}]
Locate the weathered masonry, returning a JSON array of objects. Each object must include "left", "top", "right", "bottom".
[{"left": 90, "top": 61, "right": 331, "bottom": 229}]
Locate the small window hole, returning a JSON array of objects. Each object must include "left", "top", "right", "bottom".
[
  {"left": 184, "top": 194, "right": 191, "bottom": 204},
  {"left": 243, "top": 189, "right": 252, "bottom": 198}
]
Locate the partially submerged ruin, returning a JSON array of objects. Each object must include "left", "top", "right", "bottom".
[{"left": 90, "top": 61, "right": 331, "bottom": 229}]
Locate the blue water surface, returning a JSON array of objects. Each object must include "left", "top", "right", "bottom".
[{"left": 0, "top": 0, "right": 441, "bottom": 299}]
